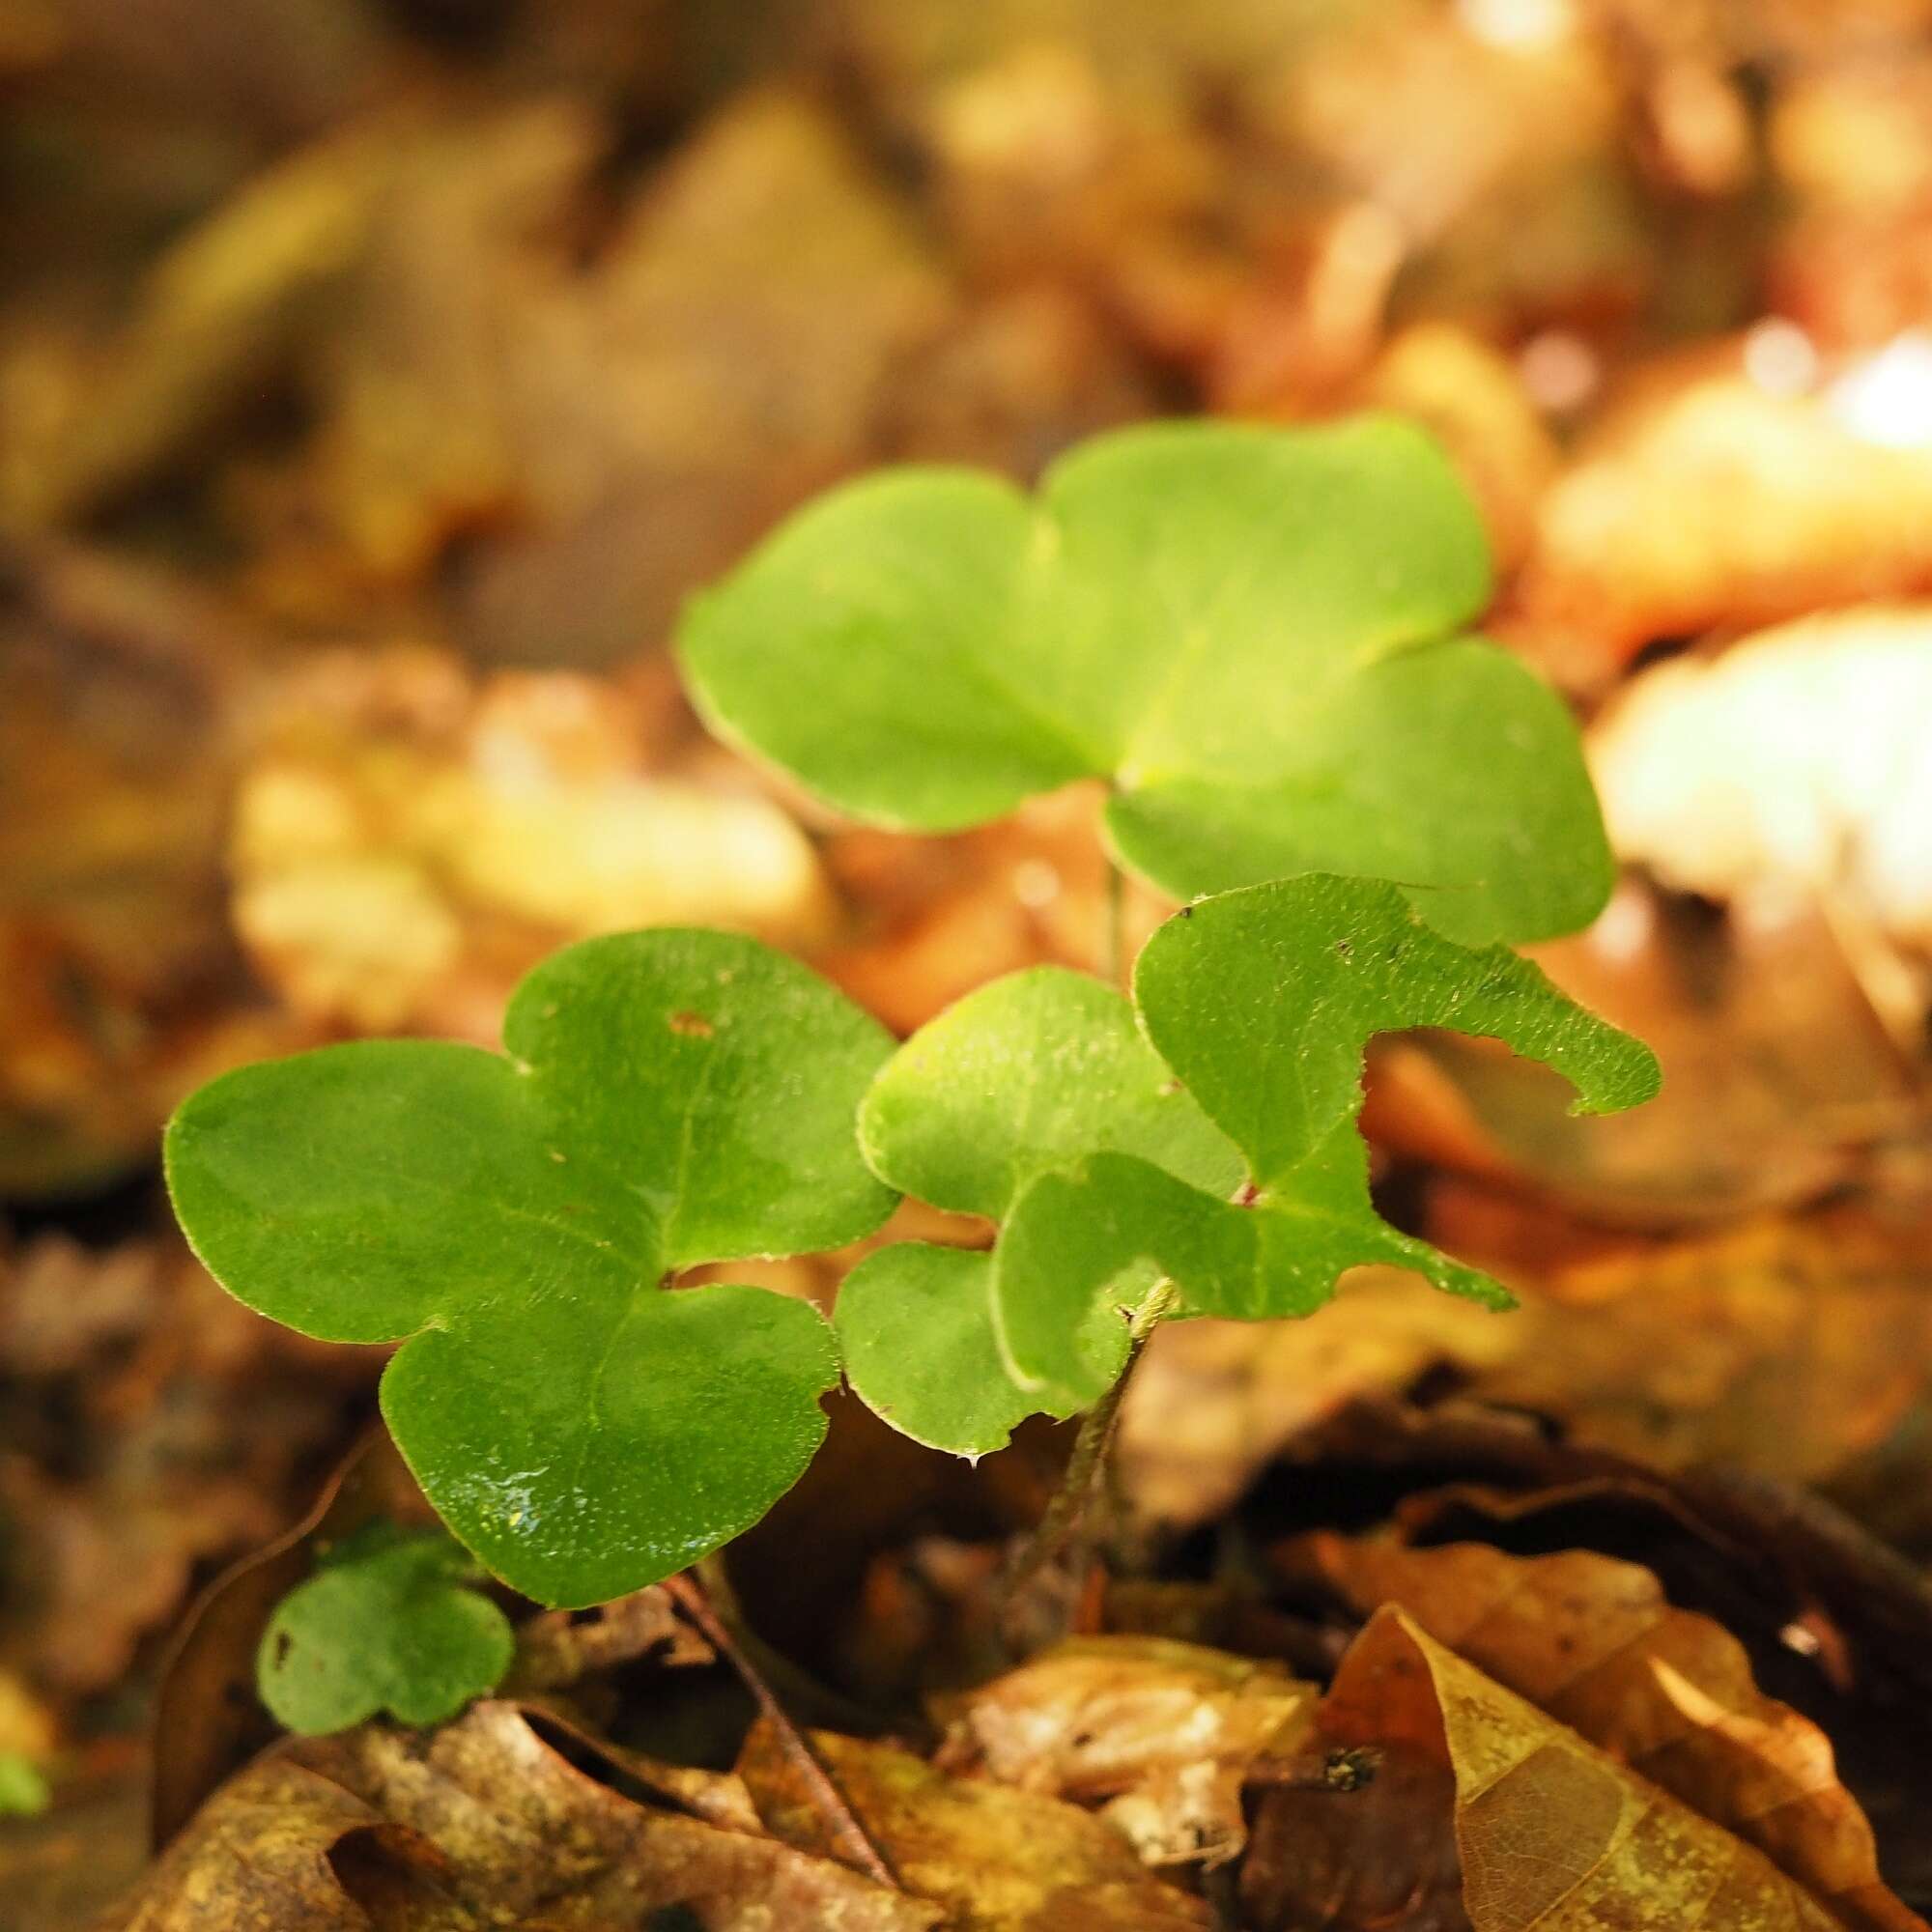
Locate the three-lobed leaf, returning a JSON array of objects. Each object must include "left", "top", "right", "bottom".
[
  {"left": 838, "top": 877, "right": 1660, "bottom": 1451},
  {"left": 257, "top": 1522, "right": 514, "bottom": 1735},
  {"left": 679, "top": 415, "right": 1612, "bottom": 947},
  {"left": 167, "top": 929, "right": 896, "bottom": 1608}
]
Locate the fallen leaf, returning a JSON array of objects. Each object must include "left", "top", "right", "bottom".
[
  {"left": 1116, "top": 1266, "right": 1521, "bottom": 1531},
  {"left": 1319, "top": 1606, "right": 1900, "bottom": 1932},
  {"left": 229, "top": 644, "right": 833, "bottom": 1037},
  {"left": 1370, "top": 878, "right": 1917, "bottom": 1227},
  {"left": 1471, "top": 1206, "right": 1932, "bottom": 1486},
  {"left": 937, "top": 1635, "right": 1316, "bottom": 1866},
  {"left": 112, "top": 1701, "right": 942, "bottom": 1930},
  {"left": 739, "top": 1720, "right": 1215, "bottom": 1929},
  {"left": 1516, "top": 348, "right": 1932, "bottom": 671},
  {"left": 1282, "top": 1537, "right": 1923, "bottom": 1931}
]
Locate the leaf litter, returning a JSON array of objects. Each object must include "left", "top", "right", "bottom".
[{"left": 10, "top": 1, "right": 1932, "bottom": 1927}]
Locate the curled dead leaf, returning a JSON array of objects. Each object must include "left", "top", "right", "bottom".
[
  {"left": 937, "top": 1635, "right": 1317, "bottom": 1867},
  {"left": 1318, "top": 1606, "right": 1909, "bottom": 1932},
  {"left": 1282, "top": 1537, "right": 1924, "bottom": 1931}
]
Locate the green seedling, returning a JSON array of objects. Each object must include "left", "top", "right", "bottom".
[
  {"left": 166, "top": 412, "right": 1654, "bottom": 1673},
  {"left": 838, "top": 875, "right": 1659, "bottom": 1455},
  {"left": 167, "top": 928, "right": 896, "bottom": 1608},
  {"left": 679, "top": 415, "right": 1611, "bottom": 948},
  {"left": 257, "top": 1521, "right": 514, "bottom": 1735}
]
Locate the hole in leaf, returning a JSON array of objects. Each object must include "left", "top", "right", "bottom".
[{"left": 327, "top": 1826, "right": 457, "bottom": 1916}]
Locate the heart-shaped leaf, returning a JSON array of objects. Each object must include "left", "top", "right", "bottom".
[
  {"left": 257, "top": 1522, "right": 514, "bottom": 1735},
  {"left": 679, "top": 416, "right": 1611, "bottom": 946},
  {"left": 167, "top": 929, "right": 897, "bottom": 1606},
  {"left": 843, "top": 879, "right": 1661, "bottom": 1441}
]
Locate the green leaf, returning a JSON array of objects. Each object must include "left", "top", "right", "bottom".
[
  {"left": 992, "top": 1127, "right": 1508, "bottom": 1404},
  {"left": 167, "top": 929, "right": 896, "bottom": 1606},
  {"left": 1132, "top": 874, "right": 1663, "bottom": 1189},
  {"left": 857, "top": 966, "right": 1243, "bottom": 1221},
  {"left": 848, "top": 877, "right": 1660, "bottom": 1422},
  {"left": 680, "top": 415, "right": 1611, "bottom": 945},
  {"left": 844, "top": 966, "right": 1239, "bottom": 1443},
  {"left": 834, "top": 1244, "right": 1047, "bottom": 1458},
  {"left": 257, "top": 1522, "right": 513, "bottom": 1735}
]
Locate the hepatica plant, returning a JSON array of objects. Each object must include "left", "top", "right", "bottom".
[{"left": 166, "top": 413, "right": 1659, "bottom": 1630}]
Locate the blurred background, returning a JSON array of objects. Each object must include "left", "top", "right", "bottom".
[{"left": 9, "top": 0, "right": 1932, "bottom": 1917}]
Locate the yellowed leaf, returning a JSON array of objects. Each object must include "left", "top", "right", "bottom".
[
  {"left": 1291, "top": 1537, "right": 1924, "bottom": 1931},
  {"left": 1319, "top": 1606, "right": 1924, "bottom": 1932}
]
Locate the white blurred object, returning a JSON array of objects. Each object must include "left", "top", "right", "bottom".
[
  {"left": 1455, "top": 0, "right": 1577, "bottom": 50},
  {"left": 1592, "top": 608, "right": 1932, "bottom": 955},
  {"left": 1827, "top": 331, "right": 1932, "bottom": 449}
]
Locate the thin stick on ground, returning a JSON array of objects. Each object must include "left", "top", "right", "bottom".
[{"left": 663, "top": 1571, "right": 900, "bottom": 1890}]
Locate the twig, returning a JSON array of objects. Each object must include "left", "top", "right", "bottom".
[
  {"left": 506, "top": 1584, "right": 708, "bottom": 1693},
  {"left": 662, "top": 1571, "right": 900, "bottom": 1891}
]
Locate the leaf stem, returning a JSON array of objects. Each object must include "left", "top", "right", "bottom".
[
  {"left": 663, "top": 1570, "right": 900, "bottom": 1890},
  {"left": 1101, "top": 856, "right": 1127, "bottom": 989},
  {"left": 999, "top": 1277, "right": 1175, "bottom": 1643}
]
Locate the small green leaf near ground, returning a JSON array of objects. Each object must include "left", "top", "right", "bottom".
[{"left": 257, "top": 1523, "right": 514, "bottom": 1735}]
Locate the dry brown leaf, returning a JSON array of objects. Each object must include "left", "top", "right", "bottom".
[
  {"left": 113, "top": 1701, "right": 941, "bottom": 1931},
  {"left": 1516, "top": 351, "right": 1932, "bottom": 670},
  {"left": 108, "top": 1756, "right": 401, "bottom": 1932},
  {"left": 1321, "top": 1606, "right": 1894, "bottom": 1932},
  {"left": 938, "top": 1635, "right": 1316, "bottom": 1867},
  {"left": 1116, "top": 1267, "right": 1520, "bottom": 1531},
  {"left": 739, "top": 1720, "right": 1215, "bottom": 1930},
  {"left": 1370, "top": 878, "right": 1917, "bottom": 1227},
  {"left": 230, "top": 645, "right": 832, "bottom": 1037},
  {"left": 1284, "top": 1537, "right": 1924, "bottom": 1932},
  {"left": 0, "top": 1233, "right": 367, "bottom": 1706},
  {"left": 1469, "top": 1207, "right": 1932, "bottom": 1486}
]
